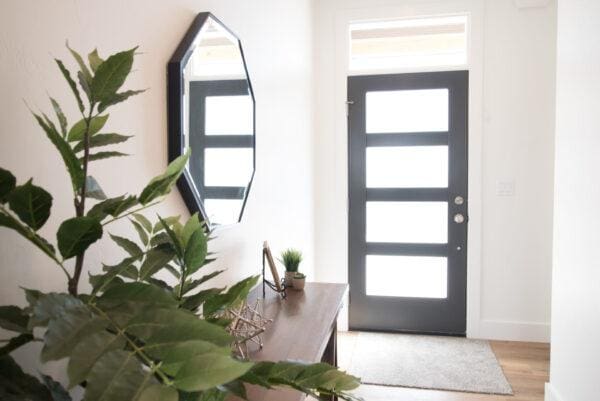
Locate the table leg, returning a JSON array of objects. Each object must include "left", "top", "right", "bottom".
[{"left": 320, "top": 321, "right": 338, "bottom": 401}]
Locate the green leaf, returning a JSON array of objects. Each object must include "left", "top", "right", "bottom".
[
  {"left": 29, "top": 293, "right": 84, "bottom": 329},
  {"left": 83, "top": 350, "right": 154, "bottom": 401},
  {"left": 41, "top": 374, "right": 73, "bottom": 401},
  {"left": 98, "top": 89, "right": 146, "bottom": 113},
  {"left": 145, "top": 387, "right": 183, "bottom": 401},
  {"left": 41, "top": 306, "right": 107, "bottom": 362},
  {"left": 91, "top": 47, "right": 137, "bottom": 103},
  {"left": 181, "top": 288, "right": 224, "bottom": 312},
  {"left": 87, "top": 195, "right": 137, "bottom": 220},
  {"left": 242, "top": 361, "right": 362, "bottom": 400},
  {"left": 177, "top": 270, "right": 225, "bottom": 296},
  {"left": 132, "top": 213, "right": 152, "bottom": 233},
  {"left": 110, "top": 234, "right": 142, "bottom": 258},
  {"left": 102, "top": 256, "right": 140, "bottom": 280},
  {"left": 182, "top": 213, "right": 202, "bottom": 247},
  {"left": 66, "top": 42, "right": 93, "bottom": 85},
  {"left": 73, "top": 133, "right": 131, "bottom": 153},
  {"left": 139, "top": 246, "right": 175, "bottom": 280},
  {"left": 144, "top": 320, "right": 232, "bottom": 355},
  {"left": 78, "top": 70, "right": 92, "bottom": 102},
  {"left": 6, "top": 180, "right": 52, "bottom": 230},
  {"left": 0, "top": 167, "right": 16, "bottom": 202},
  {"left": 0, "top": 305, "right": 30, "bottom": 333},
  {"left": 88, "top": 48, "right": 104, "bottom": 73},
  {"left": 0, "top": 333, "right": 34, "bottom": 357},
  {"left": 86, "top": 176, "right": 107, "bottom": 200},
  {"left": 87, "top": 151, "right": 128, "bottom": 162},
  {"left": 67, "top": 330, "right": 125, "bottom": 388},
  {"left": 136, "top": 384, "right": 178, "bottom": 401},
  {"left": 31, "top": 112, "right": 84, "bottom": 191},
  {"left": 139, "top": 149, "right": 190, "bottom": 205},
  {"left": 153, "top": 215, "right": 180, "bottom": 232},
  {"left": 184, "top": 229, "right": 208, "bottom": 274},
  {"left": 157, "top": 215, "right": 184, "bottom": 258},
  {"left": 173, "top": 353, "right": 252, "bottom": 392},
  {"left": 164, "top": 263, "right": 181, "bottom": 279},
  {"left": 55, "top": 58, "right": 84, "bottom": 113},
  {"left": 150, "top": 340, "right": 229, "bottom": 377},
  {"left": 0, "top": 213, "right": 56, "bottom": 259},
  {"left": 23, "top": 288, "right": 43, "bottom": 308},
  {"left": 0, "top": 354, "right": 55, "bottom": 401},
  {"left": 49, "top": 97, "right": 68, "bottom": 137},
  {"left": 57, "top": 216, "right": 103, "bottom": 259},
  {"left": 67, "top": 114, "right": 109, "bottom": 142},
  {"left": 98, "top": 282, "right": 177, "bottom": 309},
  {"left": 130, "top": 219, "right": 149, "bottom": 246},
  {"left": 89, "top": 273, "right": 124, "bottom": 294},
  {"left": 203, "top": 276, "right": 260, "bottom": 317}
]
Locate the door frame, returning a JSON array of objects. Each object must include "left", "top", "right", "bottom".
[{"left": 329, "top": 1, "right": 484, "bottom": 337}]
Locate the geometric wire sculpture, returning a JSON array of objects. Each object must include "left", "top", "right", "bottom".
[{"left": 225, "top": 298, "right": 273, "bottom": 359}]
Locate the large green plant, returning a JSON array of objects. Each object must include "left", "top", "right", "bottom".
[{"left": 0, "top": 45, "right": 361, "bottom": 401}]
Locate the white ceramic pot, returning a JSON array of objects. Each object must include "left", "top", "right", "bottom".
[{"left": 292, "top": 277, "right": 306, "bottom": 291}]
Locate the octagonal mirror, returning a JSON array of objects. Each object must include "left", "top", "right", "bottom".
[{"left": 168, "top": 12, "right": 255, "bottom": 230}]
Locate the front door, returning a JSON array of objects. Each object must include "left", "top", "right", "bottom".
[{"left": 348, "top": 71, "right": 468, "bottom": 335}]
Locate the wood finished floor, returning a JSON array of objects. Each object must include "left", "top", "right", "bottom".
[{"left": 337, "top": 332, "right": 550, "bottom": 401}]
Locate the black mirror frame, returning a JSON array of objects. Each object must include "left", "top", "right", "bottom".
[{"left": 167, "top": 12, "right": 256, "bottom": 230}]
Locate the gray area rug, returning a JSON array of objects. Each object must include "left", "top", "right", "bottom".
[{"left": 340, "top": 332, "right": 513, "bottom": 395}]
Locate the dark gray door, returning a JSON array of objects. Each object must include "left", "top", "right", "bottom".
[{"left": 348, "top": 71, "right": 468, "bottom": 335}]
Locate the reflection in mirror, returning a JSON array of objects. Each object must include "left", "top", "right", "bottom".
[{"left": 175, "top": 14, "right": 255, "bottom": 229}]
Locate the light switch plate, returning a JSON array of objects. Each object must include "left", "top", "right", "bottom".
[{"left": 496, "top": 180, "right": 515, "bottom": 196}]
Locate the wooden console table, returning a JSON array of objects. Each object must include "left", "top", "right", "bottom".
[{"left": 233, "top": 282, "right": 348, "bottom": 401}]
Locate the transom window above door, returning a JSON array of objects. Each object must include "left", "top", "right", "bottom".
[{"left": 349, "top": 15, "right": 468, "bottom": 72}]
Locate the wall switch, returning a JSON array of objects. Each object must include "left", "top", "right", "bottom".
[{"left": 496, "top": 180, "right": 515, "bottom": 196}]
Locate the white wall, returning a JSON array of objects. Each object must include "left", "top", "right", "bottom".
[
  {"left": 0, "top": 0, "right": 315, "bottom": 382},
  {"left": 546, "top": 1, "right": 600, "bottom": 400},
  {"left": 313, "top": 0, "right": 556, "bottom": 341}
]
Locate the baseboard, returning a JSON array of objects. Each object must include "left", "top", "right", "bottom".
[
  {"left": 478, "top": 319, "right": 550, "bottom": 342},
  {"left": 545, "top": 383, "right": 565, "bottom": 401}
]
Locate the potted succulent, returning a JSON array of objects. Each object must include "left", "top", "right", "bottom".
[
  {"left": 293, "top": 272, "right": 306, "bottom": 291},
  {"left": 280, "top": 248, "right": 303, "bottom": 286}
]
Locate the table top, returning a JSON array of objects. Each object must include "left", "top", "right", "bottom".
[{"left": 237, "top": 282, "right": 348, "bottom": 401}]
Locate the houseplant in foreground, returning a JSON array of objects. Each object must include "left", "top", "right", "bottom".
[{"left": 0, "top": 44, "right": 361, "bottom": 401}]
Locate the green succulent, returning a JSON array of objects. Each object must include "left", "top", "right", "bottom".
[{"left": 280, "top": 248, "right": 303, "bottom": 272}]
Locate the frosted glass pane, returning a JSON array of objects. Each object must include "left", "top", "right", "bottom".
[
  {"left": 205, "top": 95, "right": 253, "bottom": 135},
  {"left": 366, "top": 201, "right": 447, "bottom": 243},
  {"left": 366, "top": 255, "right": 447, "bottom": 298},
  {"left": 204, "top": 148, "right": 253, "bottom": 186},
  {"left": 366, "top": 89, "right": 448, "bottom": 133},
  {"left": 204, "top": 199, "right": 244, "bottom": 226},
  {"left": 367, "top": 146, "right": 448, "bottom": 188},
  {"left": 349, "top": 15, "right": 468, "bottom": 71}
]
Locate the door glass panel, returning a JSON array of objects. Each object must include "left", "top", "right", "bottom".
[
  {"left": 366, "top": 255, "right": 447, "bottom": 298},
  {"left": 366, "top": 89, "right": 448, "bottom": 133},
  {"left": 367, "top": 146, "right": 448, "bottom": 188},
  {"left": 205, "top": 95, "right": 253, "bottom": 135},
  {"left": 366, "top": 201, "right": 447, "bottom": 243},
  {"left": 204, "top": 148, "right": 253, "bottom": 186}
]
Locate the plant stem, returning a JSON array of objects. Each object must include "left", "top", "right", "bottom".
[
  {"left": 88, "top": 303, "right": 174, "bottom": 386},
  {"left": 101, "top": 201, "right": 161, "bottom": 227},
  {"left": 68, "top": 107, "right": 95, "bottom": 296},
  {"left": 0, "top": 204, "right": 71, "bottom": 279}
]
